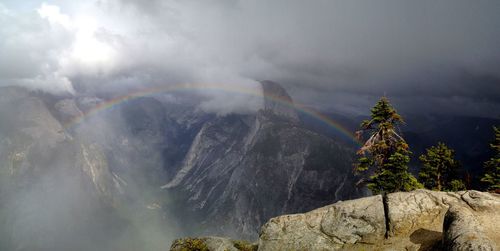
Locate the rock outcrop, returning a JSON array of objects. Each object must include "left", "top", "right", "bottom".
[
  {"left": 260, "top": 189, "right": 499, "bottom": 251},
  {"left": 443, "top": 205, "right": 496, "bottom": 251},
  {"left": 259, "top": 195, "right": 386, "bottom": 250},
  {"left": 171, "top": 190, "right": 500, "bottom": 251},
  {"left": 260, "top": 80, "right": 299, "bottom": 123}
]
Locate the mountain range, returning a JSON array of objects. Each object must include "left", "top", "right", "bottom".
[{"left": 0, "top": 81, "right": 497, "bottom": 250}]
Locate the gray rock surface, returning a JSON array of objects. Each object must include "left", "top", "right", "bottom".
[
  {"left": 386, "top": 190, "right": 500, "bottom": 245},
  {"left": 256, "top": 190, "right": 500, "bottom": 251},
  {"left": 259, "top": 195, "right": 385, "bottom": 250},
  {"left": 53, "top": 98, "right": 83, "bottom": 124},
  {"left": 386, "top": 189, "right": 458, "bottom": 238},
  {"left": 443, "top": 205, "right": 496, "bottom": 251},
  {"left": 260, "top": 80, "right": 299, "bottom": 123}
]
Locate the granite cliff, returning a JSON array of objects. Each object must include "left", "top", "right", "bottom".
[
  {"left": 0, "top": 87, "right": 123, "bottom": 250},
  {"left": 163, "top": 81, "right": 361, "bottom": 239}
]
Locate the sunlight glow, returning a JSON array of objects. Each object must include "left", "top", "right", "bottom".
[
  {"left": 37, "top": 3, "right": 115, "bottom": 67},
  {"left": 37, "top": 3, "right": 71, "bottom": 29},
  {"left": 71, "top": 16, "right": 114, "bottom": 65}
]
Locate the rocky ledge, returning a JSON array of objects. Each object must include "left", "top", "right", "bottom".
[{"left": 170, "top": 189, "right": 499, "bottom": 251}]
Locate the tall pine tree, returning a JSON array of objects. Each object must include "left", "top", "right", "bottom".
[
  {"left": 355, "top": 97, "right": 421, "bottom": 194},
  {"left": 418, "top": 142, "right": 466, "bottom": 191},
  {"left": 482, "top": 126, "right": 500, "bottom": 191}
]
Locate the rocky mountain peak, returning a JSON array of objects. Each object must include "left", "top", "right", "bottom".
[{"left": 260, "top": 80, "right": 299, "bottom": 122}]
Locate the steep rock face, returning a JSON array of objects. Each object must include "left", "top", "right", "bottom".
[
  {"left": 0, "top": 87, "right": 123, "bottom": 250},
  {"left": 49, "top": 93, "right": 208, "bottom": 248},
  {"left": 113, "top": 97, "right": 180, "bottom": 183},
  {"left": 71, "top": 96, "right": 190, "bottom": 187},
  {"left": 257, "top": 190, "right": 500, "bottom": 251},
  {"left": 260, "top": 80, "right": 299, "bottom": 123},
  {"left": 53, "top": 98, "right": 84, "bottom": 125},
  {"left": 165, "top": 82, "right": 360, "bottom": 238},
  {"left": 0, "top": 88, "right": 118, "bottom": 197},
  {"left": 60, "top": 95, "right": 199, "bottom": 248}
]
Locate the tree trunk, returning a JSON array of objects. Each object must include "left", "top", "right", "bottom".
[{"left": 437, "top": 173, "right": 441, "bottom": 191}]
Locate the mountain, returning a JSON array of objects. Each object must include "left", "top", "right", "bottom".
[
  {"left": 52, "top": 81, "right": 356, "bottom": 241},
  {"left": 0, "top": 87, "right": 125, "bottom": 251},
  {"left": 163, "top": 81, "right": 362, "bottom": 239},
  {"left": 45, "top": 81, "right": 361, "bottom": 240},
  {"left": 2, "top": 81, "right": 496, "bottom": 249},
  {"left": 0, "top": 87, "right": 185, "bottom": 251}
]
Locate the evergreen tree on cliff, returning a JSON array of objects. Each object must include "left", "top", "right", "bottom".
[
  {"left": 355, "top": 97, "right": 421, "bottom": 194},
  {"left": 418, "top": 142, "right": 466, "bottom": 191},
  {"left": 481, "top": 126, "right": 500, "bottom": 191}
]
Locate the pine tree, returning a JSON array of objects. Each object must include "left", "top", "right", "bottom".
[
  {"left": 355, "top": 97, "right": 421, "bottom": 194},
  {"left": 481, "top": 126, "right": 500, "bottom": 191},
  {"left": 418, "top": 142, "right": 466, "bottom": 191}
]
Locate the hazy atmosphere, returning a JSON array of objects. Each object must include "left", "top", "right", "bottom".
[
  {"left": 1, "top": 1, "right": 499, "bottom": 251},
  {"left": 1, "top": 0, "right": 499, "bottom": 116}
]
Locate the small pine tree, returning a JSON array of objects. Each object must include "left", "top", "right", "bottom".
[
  {"left": 355, "top": 97, "right": 422, "bottom": 194},
  {"left": 418, "top": 142, "right": 466, "bottom": 191},
  {"left": 481, "top": 126, "right": 500, "bottom": 191}
]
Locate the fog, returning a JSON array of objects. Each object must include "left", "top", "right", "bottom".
[{"left": 0, "top": 87, "right": 187, "bottom": 250}]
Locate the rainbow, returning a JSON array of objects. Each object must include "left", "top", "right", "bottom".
[{"left": 65, "top": 83, "right": 361, "bottom": 145}]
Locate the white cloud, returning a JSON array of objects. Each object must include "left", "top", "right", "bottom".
[
  {"left": 0, "top": 0, "right": 499, "bottom": 116},
  {"left": 0, "top": 2, "right": 74, "bottom": 94},
  {"left": 37, "top": 3, "right": 71, "bottom": 29}
]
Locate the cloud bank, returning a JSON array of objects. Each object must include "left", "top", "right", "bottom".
[{"left": 0, "top": 0, "right": 499, "bottom": 117}]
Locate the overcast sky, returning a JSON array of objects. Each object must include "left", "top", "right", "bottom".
[{"left": 1, "top": 0, "right": 499, "bottom": 117}]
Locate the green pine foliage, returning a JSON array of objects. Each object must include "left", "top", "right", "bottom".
[
  {"left": 448, "top": 179, "right": 467, "bottom": 192},
  {"left": 418, "top": 142, "right": 466, "bottom": 191},
  {"left": 355, "top": 97, "right": 422, "bottom": 194},
  {"left": 481, "top": 126, "right": 500, "bottom": 191}
]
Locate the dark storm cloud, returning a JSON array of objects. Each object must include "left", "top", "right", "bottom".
[
  {"left": 1, "top": 0, "right": 499, "bottom": 116},
  {"left": 117, "top": 0, "right": 500, "bottom": 117}
]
